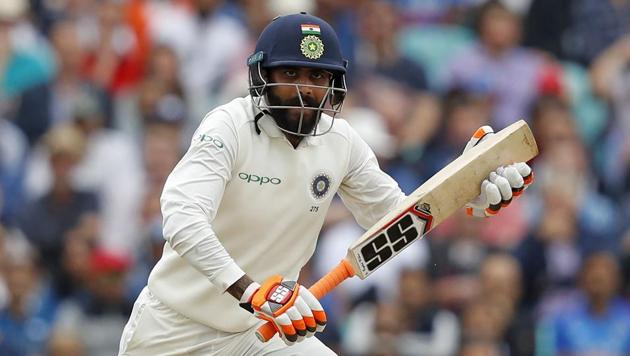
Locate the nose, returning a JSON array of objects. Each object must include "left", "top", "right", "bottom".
[{"left": 296, "top": 77, "right": 314, "bottom": 99}]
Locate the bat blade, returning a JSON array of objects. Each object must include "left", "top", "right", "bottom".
[{"left": 347, "top": 119, "right": 538, "bottom": 279}]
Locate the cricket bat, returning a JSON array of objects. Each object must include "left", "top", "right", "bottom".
[{"left": 256, "top": 119, "right": 538, "bottom": 342}]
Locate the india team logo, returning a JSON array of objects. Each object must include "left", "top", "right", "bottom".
[
  {"left": 311, "top": 173, "right": 332, "bottom": 200},
  {"left": 300, "top": 35, "right": 324, "bottom": 60}
]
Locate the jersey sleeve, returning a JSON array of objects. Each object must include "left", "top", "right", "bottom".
[
  {"left": 337, "top": 123, "right": 406, "bottom": 230},
  {"left": 160, "top": 110, "right": 245, "bottom": 292}
]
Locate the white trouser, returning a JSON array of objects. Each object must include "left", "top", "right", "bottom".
[{"left": 119, "top": 287, "right": 336, "bottom": 355}]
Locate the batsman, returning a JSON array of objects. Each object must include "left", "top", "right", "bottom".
[{"left": 119, "top": 12, "right": 533, "bottom": 355}]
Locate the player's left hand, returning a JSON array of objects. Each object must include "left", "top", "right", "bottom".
[
  {"left": 463, "top": 126, "right": 534, "bottom": 217},
  {"left": 239, "top": 275, "right": 326, "bottom": 345}
]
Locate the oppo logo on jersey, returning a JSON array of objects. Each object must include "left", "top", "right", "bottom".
[{"left": 238, "top": 172, "right": 282, "bottom": 185}]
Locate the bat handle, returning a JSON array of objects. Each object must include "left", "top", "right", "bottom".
[{"left": 255, "top": 259, "right": 355, "bottom": 342}]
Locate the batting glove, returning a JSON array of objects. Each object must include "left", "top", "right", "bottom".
[
  {"left": 239, "top": 275, "right": 326, "bottom": 345},
  {"left": 463, "top": 126, "right": 534, "bottom": 217}
]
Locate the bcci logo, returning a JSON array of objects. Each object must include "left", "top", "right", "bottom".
[
  {"left": 300, "top": 35, "right": 324, "bottom": 60},
  {"left": 310, "top": 173, "right": 332, "bottom": 200}
]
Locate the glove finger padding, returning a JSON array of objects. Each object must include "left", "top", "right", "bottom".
[
  {"left": 298, "top": 285, "right": 327, "bottom": 332},
  {"left": 466, "top": 179, "right": 501, "bottom": 217},
  {"left": 515, "top": 162, "right": 534, "bottom": 186},
  {"left": 489, "top": 172, "right": 513, "bottom": 206},
  {"left": 294, "top": 297, "right": 317, "bottom": 336},
  {"left": 482, "top": 179, "right": 502, "bottom": 216},
  {"left": 498, "top": 165, "right": 525, "bottom": 196},
  {"left": 286, "top": 306, "right": 307, "bottom": 341},
  {"left": 273, "top": 313, "right": 298, "bottom": 344}
]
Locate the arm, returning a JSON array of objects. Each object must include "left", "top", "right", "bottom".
[
  {"left": 160, "top": 110, "right": 247, "bottom": 291},
  {"left": 337, "top": 123, "right": 406, "bottom": 229}
]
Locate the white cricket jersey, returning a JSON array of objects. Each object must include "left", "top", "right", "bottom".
[{"left": 148, "top": 96, "right": 405, "bottom": 332}]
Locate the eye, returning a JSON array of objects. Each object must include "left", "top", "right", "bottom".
[
  {"left": 283, "top": 70, "right": 297, "bottom": 78},
  {"left": 311, "top": 71, "right": 324, "bottom": 80}
]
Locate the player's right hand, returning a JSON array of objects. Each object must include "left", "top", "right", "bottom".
[
  {"left": 463, "top": 126, "right": 534, "bottom": 217},
  {"left": 239, "top": 275, "right": 326, "bottom": 345}
]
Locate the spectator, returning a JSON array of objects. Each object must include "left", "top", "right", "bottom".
[
  {"left": 343, "top": 268, "right": 458, "bottom": 355},
  {"left": 529, "top": 95, "right": 580, "bottom": 154},
  {"left": 522, "top": 0, "right": 573, "bottom": 60},
  {"left": 478, "top": 253, "right": 534, "bottom": 356},
  {"left": 517, "top": 136, "right": 622, "bottom": 311},
  {"left": 0, "top": 237, "right": 58, "bottom": 355},
  {"left": 352, "top": 1, "right": 432, "bottom": 149},
  {"left": 420, "top": 89, "right": 491, "bottom": 181},
  {"left": 56, "top": 248, "right": 133, "bottom": 355},
  {"left": 563, "top": 0, "right": 630, "bottom": 66},
  {"left": 81, "top": 0, "right": 147, "bottom": 94},
  {"left": 443, "top": 0, "right": 555, "bottom": 128},
  {"left": 0, "top": 0, "right": 55, "bottom": 103},
  {"left": 17, "top": 124, "right": 99, "bottom": 297},
  {"left": 591, "top": 36, "right": 630, "bottom": 216},
  {"left": 147, "top": 0, "right": 250, "bottom": 121},
  {"left": 25, "top": 90, "right": 145, "bottom": 254},
  {"left": 118, "top": 51, "right": 188, "bottom": 145},
  {"left": 354, "top": 1, "right": 428, "bottom": 92},
  {"left": 537, "top": 252, "right": 630, "bottom": 354},
  {"left": 58, "top": 230, "right": 94, "bottom": 302},
  {"left": 15, "top": 18, "right": 110, "bottom": 144},
  {"left": 430, "top": 210, "right": 487, "bottom": 310},
  {"left": 460, "top": 298, "right": 511, "bottom": 351},
  {"left": 396, "top": 269, "right": 459, "bottom": 355},
  {"left": 48, "top": 327, "right": 84, "bottom": 356}
]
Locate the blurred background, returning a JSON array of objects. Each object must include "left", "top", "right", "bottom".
[{"left": 0, "top": 0, "right": 629, "bottom": 355}]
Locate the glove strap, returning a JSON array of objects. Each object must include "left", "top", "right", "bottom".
[{"left": 239, "top": 282, "right": 261, "bottom": 313}]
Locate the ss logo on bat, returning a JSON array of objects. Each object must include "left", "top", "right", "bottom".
[{"left": 359, "top": 213, "right": 419, "bottom": 271}]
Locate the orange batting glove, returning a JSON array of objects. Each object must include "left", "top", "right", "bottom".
[
  {"left": 239, "top": 275, "right": 326, "bottom": 345},
  {"left": 463, "top": 126, "right": 534, "bottom": 217}
]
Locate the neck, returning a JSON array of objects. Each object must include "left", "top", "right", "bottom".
[
  {"left": 485, "top": 44, "right": 511, "bottom": 58},
  {"left": 9, "top": 298, "right": 27, "bottom": 319},
  {"left": 52, "top": 181, "right": 74, "bottom": 201},
  {"left": 285, "top": 133, "right": 303, "bottom": 148},
  {"left": 590, "top": 297, "right": 611, "bottom": 316},
  {"left": 57, "top": 67, "right": 81, "bottom": 83}
]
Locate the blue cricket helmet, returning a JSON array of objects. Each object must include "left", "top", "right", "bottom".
[
  {"left": 248, "top": 13, "right": 348, "bottom": 136},
  {"left": 249, "top": 12, "right": 347, "bottom": 73}
]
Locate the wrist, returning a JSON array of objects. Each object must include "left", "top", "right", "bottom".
[
  {"left": 238, "top": 281, "right": 260, "bottom": 314},
  {"left": 226, "top": 274, "right": 255, "bottom": 300}
]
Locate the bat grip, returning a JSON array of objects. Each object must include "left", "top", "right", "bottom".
[{"left": 255, "top": 259, "right": 355, "bottom": 342}]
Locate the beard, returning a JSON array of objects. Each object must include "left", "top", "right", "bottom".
[{"left": 266, "top": 90, "right": 322, "bottom": 135}]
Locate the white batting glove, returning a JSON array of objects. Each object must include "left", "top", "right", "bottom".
[
  {"left": 463, "top": 126, "right": 534, "bottom": 217},
  {"left": 239, "top": 275, "right": 326, "bottom": 345}
]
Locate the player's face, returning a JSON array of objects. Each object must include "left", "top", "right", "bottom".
[{"left": 266, "top": 67, "right": 332, "bottom": 135}]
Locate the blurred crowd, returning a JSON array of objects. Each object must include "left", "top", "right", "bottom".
[{"left": 0, "top": 0, "right": 629, "bottom": 355}]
